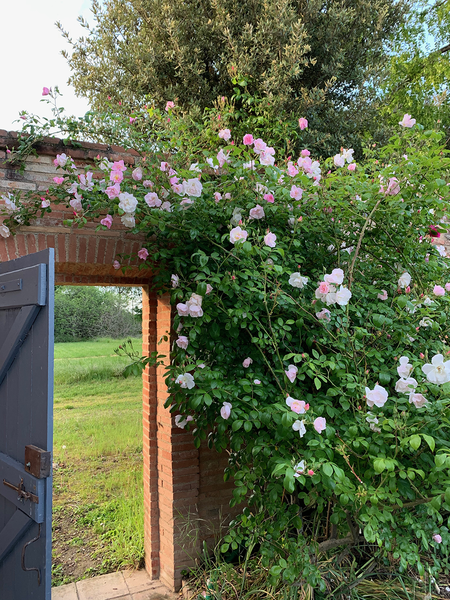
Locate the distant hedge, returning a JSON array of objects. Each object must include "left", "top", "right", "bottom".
[{"left": 54, "top": 286, "right": 141, "bottom": 342}]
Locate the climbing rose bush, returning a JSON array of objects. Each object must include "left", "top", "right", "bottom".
[{"left": 3, "top": 116, "right": 450, "bottom": 588}]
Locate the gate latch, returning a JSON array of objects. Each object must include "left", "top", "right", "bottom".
[
  {"left": 3, "top": 478, "right": 39, "bottom": 504},
  {"left": 25, "top": 445, "right": 51, "bottom": 479}
]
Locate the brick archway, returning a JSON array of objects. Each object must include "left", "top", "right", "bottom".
[{"left": 0, "top": 131, "right": 237, "bottom": 591}]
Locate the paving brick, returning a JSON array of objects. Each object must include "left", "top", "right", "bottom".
[
  {"left": 52, "top": 582, "right": 79, "bottom": 600},
  {"left": 76, "top": 572, "right": 129, "bottom": 600}
]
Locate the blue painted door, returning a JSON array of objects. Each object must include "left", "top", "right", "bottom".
[{"left": 0, "top": 249, "right": 54, "bottom": 599}]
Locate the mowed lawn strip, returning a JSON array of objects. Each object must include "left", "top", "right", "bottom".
[{"left": 52, "top": 338, "right": 144, "bottom": 586}]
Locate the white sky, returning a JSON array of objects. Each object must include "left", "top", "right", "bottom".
[{"left": 1, "top": 0, "right": 92, "bottom": 133}]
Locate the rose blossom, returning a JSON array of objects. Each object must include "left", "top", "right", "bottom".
[
  {"left": 249, "top": 204, "right": 265, "bottom": 219},
  {"left": 113, "top": 260, "right": 121, "bottom": 270},
  {"left": 41, "top": 199, "right": 51, "bottom": 208},
  {"left": 54, "top": 153, "right": 68, "bottom": 167},
  {"left": 206, "top": 284, "right": 213, "bottom": 294},
  {"left": 243, "top": 358, "right": 253, "bottom": 368},
  {"left": 294, "top": 460, "right": 306, "bottom": 476},
  {"left": 397, "top": 356, "right": 413, "bottom": 378},
  {"left": 289, "top": 273, "right": 308, "bottom": 289},
  {"left": 110, "top": 169, "right": 124, "bottom": 184},
  {"left": 399, "top": 114, "right": 416, "bottom": 128},
  {"left": 145, "top": 192, "right": 162, "bottom": 208},
  {"left": 398, "top": 272, "right": 411, "bottom": 288},
  {"left": 121, "top": 213, "right": 135, "bottom": 228},
  {"left": 254, "top": 379, "right": 261, "bottom": 385},
  {"left": 365, "top": 384, "right": 388, "bottom": 408},
  {"left": 285, "top": 365, "right": 298, "bottom": 383},
  {"left": 290, "top": 185, "right": 303, "bottom": 201},
  {"left": 422, "top": 354, "right": 450, "bottom": 384},
  {"left": 377, "top": 290, "right": 388, "bottom": 300},
  {"left": 221, "top": 402, "right": 232, "bottom": 419},
  {"left": 176, "top": 336, "right": 189, "bottom": 350},
  {"left": 105, "top": 183, "right": 121, "bottom": 199},
  {"left": 138, "top": 248, "right": 149, "bottom": 260},
  {"left": 112, "top": 160, "right": 126, "bottom": 172},
  {"left": 313, "top": 417, "right": 326, "bottom": 434},
  {"left": 165, "top": 101, "right": 175, "bottom": 111},
  {"left": 253, "top": 138, "right": 267, "bottom": 154},
  {"left": 292, "top": 420, "right": 306, "bottom": 437},
  {"left": 298, "top": 117, "right": 308, "bottom": 130},
  {"left": 286, "top": 396, "right": 309, "bottom": 414},
  {"left": 42, "top": 87, "right": 50, "bottom": 96},
  {"left": 132, "top": 167, "right": 143, "bottom": 181},
  {"left": 230, "top": 226, "right": 248, "bottom": 244},
  {"left": 53, "top": 177, "right": 64, "bottom": 184},
  {"left": 348, "top": 163, "right": 356, "bottom": 171},
  {"left": 433, "top": 285, "right": 446, "bottom": 296},
  {"left": 175, "top": 373, "right": 195, "bottom": 389},
  {"left": 263, "top": 193, "right": 275, "bottom": 203},
  {"left": 184, "top": 178, "right": 203, "bottom": 197},
  {"left": 118, "top": 192, "right": 138, "bottom": 213},
  {"left": 324, "top": 268, "right": 344, "bottom": 285},
  {"left": 432, "top": 534, "right": 442, "bottom": 544},
  {"left": 175, "top": 415, "right": 193, "bottom": 429},
  {"left": 214, "top": 192, "right": 222, "bottom": 203},
  {"left": 243, "top": 134, "right": 254, "bottom": 145},
  {"left": 409, "top": 392, "right": 428, "bottom": 408},
  {"left": 264, "top": 232, "right": 276, "bottom": 248},
  {"left": 218, "top": 129, "right": 231, "bottom": 141},
  {"left": 316, "top": 308, "right": 331, "bottom": 321},
  {"left": 176, "top": 303, "right": 189, "bottom": 316},
  {"left": 0, "top": 224, "right": 11, "bottom": 238},
  {"left": 334, "top": 154, "right": 345, "bottom": 168},
  {"left": 100, "top": 214, "right": 113, "bottom": 229},
  {"left": 171, "top": 274, "right": 179, "bottom": 288},
  {"left": 395, "top": 377, "right": 418, "bottom": 393}
]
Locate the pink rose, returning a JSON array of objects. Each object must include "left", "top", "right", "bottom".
[
  {"left": 100, "top": 214, "right": 113, "bottom": 229},
  {"left": 308, "top": 469, "right": 315, "bottom": 476},
  {"left": 144, "top": 192, "right": 162, "bottom": 208},
  {"left": 230, "top": 226, "right": 248, "bottom": 244},
  {"left": 138, "top": 248, "right": 149, "bottom": 260},
  {"left": 264, "top": 193, "right": 275, "bottom": 203},
  {"left": 110, "top": 170, "right": 124, "bottom": 184},
  {"left": 105, "top": 184, "right": 121, "bottom": 199},
  {"left": 53, "top": 177, "right": 64, "bottom": 184},
  {"left": 218, "top": 129, "right": 231, "bottom": 141},
  {"left": 313, "top": 417, "right": 326, "bottom": 433},
  {"left": 253, "top": 139, "right": 267, "bottom": 154},
  {"left": 112, "top": 160, "right": 127, "bottom": 172},
  {"left": 165, "top": 101, "right": 175, "bottom": 111},
  {"left": 42, "top": 87, "right": 50, "bottom": 96},
  {"left": 433, "top": 285, "right": 446, "bottom": 296},
  {"left": 176, "top": 335, "right": 189, "bottom": 350},
  {"left": 316, "top": 308, "right": 331, "bottom": 321},
  {"left": 399, "top": 114, "right": 416, "bottom": 128},
  {"left": 377, "top": 290, "right": 388, "bottom": 301},
  {"left": 298, "top": 117, "right": 308, "bottom": 130},
  {"left": 318, "top": 281, "right": 330, "bottom": 294},
  {"left": 264, "top": 232, "right": 276, "bottom": 248},
  {"left": 324, "top": 268, "right": 344, "bottom": 285},
  {"left": 214, "top": 192, "right": 222, "bottom": 203},
  {"left": 348, "top": 163, "right": 356, "bottom": 171},
  {"left": 290, "top": 185, "right": 303, "bottom": 201},
  {"left": 188, "top": 304, "right": 203, "bottom": 318},
  {"left": 254, "top": 379, "right": 261, "bottom": 385},
  {"left": 433, "top": 534, "right": 442, "bottom": 544},
  {"left": 249, "top": 204, "right": 265, "bottom": 219},
  {"left": 365, "top": 384, "right": 388, "bottom": 408},
  {"left": 409, "top": 392, "right": 428, "bottom": 408},
  {"left": 301, "top": 149, "right": 310, "bottom": 157},
  {"left": 221, "top": 402, "right": 232, "bottom": 419},
  {"left": 129, "top": 117, "right": 137, "bottom": 124},
  {"left": 287, "top": 162, "right": 299, "bottom": 177},
  {"left": 243, "top": 357, "right": 253, "bottom": 368},
  {"left": 285, "top": 365, "right": 298, "bottom": 383},
  {"left": 132, "top": 167, "right": 143, "bottom": 181},
  {"left": 41, "top": 199, "right": 51, "bottom": 208},
  {"left": 286, "top": 396, "right": 308, "bottom": 414},
  {"left": 176, "top": 303, "right": 190, "bottom": 317},
  {"left": 206, "top": 284, "right": 213, "bottom": 294},
  {"left": 386, "top": 177, "right": 400, "bottom": 196},
  {"left": 113, "top": 260, "right": 121, "bottom": 270},
  {"left": 446, "top": 283, "right": 450, "bottom": 292},
  {"left": 243, "top": 134, "right": 254, "bottom": 145}
]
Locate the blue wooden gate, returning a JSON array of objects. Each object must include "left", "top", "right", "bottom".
[{"left": 0, "top": 249, "right": 54, "bottom": 599}]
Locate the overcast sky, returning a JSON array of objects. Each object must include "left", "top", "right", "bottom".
[{"left": 1, "top": 0, "right": 92, "bottom": 133}]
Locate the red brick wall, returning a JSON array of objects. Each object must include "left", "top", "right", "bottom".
[{"left": 0, "top": 130, "right": 238, "bottom": 592}]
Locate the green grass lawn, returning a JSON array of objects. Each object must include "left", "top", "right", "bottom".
[{"left": 52, "top": 337, "right": 144, "bottom": 586}]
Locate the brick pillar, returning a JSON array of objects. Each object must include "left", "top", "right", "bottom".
[{"left": 142, "top": 290, "right": 201, "bottom": 591}]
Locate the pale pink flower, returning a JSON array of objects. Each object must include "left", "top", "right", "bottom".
[
  {"left": 445, "top": 283, "right": 450, "bottom": 292},
  {"left": 378, "top": 290, "right": 388, "bottom": 301},
  {"left": 433, "top": 285, "right": 446, "bottom": 296},
  {"left": 324, "top": 268, "right": 344, "bottom": 285},
  {"left": 165, "top": 101, "right": 175, "bottom": 111},
  {"left": 386, "top": 177, "right": 400, "bottom": 196},
  {"left": 0, "top": 224, "right": 10, "bottom": 238},
  {"left": 188, "top": 304, "right": 203, "bottom": 318},
  {"left": 253, "top": 139, "right": 267, "bottom": 154},
  {"left": 230, "top": 226, "right": 248, "bottom": 244},
  {"left": 143, "top": 180, "right": 153, "bottom": 188},
  {"left": 53, "top": 177, "right": 64, "bottom": 184},
  {"left": 224, "top": 193, "right": 232, "bottom": 200},
  {"left": 336, "top": 286, "right": 352, "bottom": 306},
  {"left": 290, "top": 185, "right": 303, "bottom": 201},
  {"left": 264, "top": 232, "right": 276, "bottom": 248},
  {"left": 316, "top": 308, "right": 331, "bottom": 321},
  {"left": 160, "top": 161, "right": 169, "bottom": 172},
  {"left": 172, "top": 183, "right": 184, "bottom": 195},
  {"left": 399, "top": 114, "right": 416, "bottom": 128},
  {"left": 254, "top": 379, "right": 261, "bottom": 385},
  {"left": 138, "top": 248, "right": 149, "bottom": 260},
  {"left": 110, "top": 170, "right": 124, "bottom": 184},
  {"left": 112, "top": 160, "right": 126, "bottom": 172},
  {"left": 409, "top": 392, "right": 428, "bottom": 408},
  {"left": 105, "top": 183, "right": 121, "bottom": 199},
  {"left": 118, "top": 192, "right": 138, "bottom": 213},
  {"left": 176, "top": 303, "right": 189, "bottom": 316},
  {"left": 260, "top": 150, "right": 275, "bottom": 166},
  {"left": 318, "top": 281, "right": 330, "bottom": 295},
  {"left": 287, "top": 162, "right": 299, "bottom": 177},
  {"left": 313, "top": 417, "right": 326, "bottom": 433},
  {"left": 132, "top": 167, "right": 143, "bottom": 181},
  {"left": 298, "top": 117, "right": 308, "bottom": 130},
  {"left": 334, "top": 154, "right": 345, "bottom": 168},
  {"left": 292, "top": 420, "right": 306, "bottom": 437},
  {"left": 422, "top": 354, "right": 450, "bottom": 384},
  {"left": 180, "top": 198, "right": 194, "bottom": 208},
  {"left": 286, "top": 396, "right": 308, "bottom": 414},
  {"left": 348, "top": 163, "right": 356, "bottom": 172},
  {"left": 432, "top": 534, "right": 442, "bottom": 544},
  {"left": 249, "top": 204, "right": 265, "bottom": 219},
  {"left": 243, "top": 357, "right": 253, "bottom": 368},
  {"left": 171, "top": 274, "right": 179, "bottom": 288},
  {"left": 263, "top": 193, "right": 275, "bottom": 203},
  {"left": 243, "top": 134, "right": 254, "bottom": 145},
  {"left": 41, "top": 199, "right": 51, "bottom": 208},
  {"left": 365, "top": 384, "right": 388, "bottom": 408},
  {"left": 54, "top": 153, "right": 68, "bottom": 167},
  {"left": 42, "top": 87, "right": 50, "bottom": 96},
  {"left": 221, "top": 402, "right": 232, "bottom": 419},
  {"left": 175, "top": 373, "right": 195, "bottom": 389},
  {"left": 218, "top": 129, "right": 231, "bottom": 141},
  {"left": 176, "top": 335, "right": 189, "bottom": 350},
  {"left": 113, "top": 260, "right": 121, "bottom": 270},
  {"left": 184, "top": 178, "right": 203, "bottom": 197},
  {"left": 398, "top": 272, "right": 411, "bottom": 288},
  {"left": 129, "top": 117, "right": 137, "bottom": 124},
  {"left": 206, "top": 284, "right": 213, "bottom": 294},
  {"left": 175, "top": 415, "right": 193, "bottom": 429},
  {"left": 395, "top": 377, "right": 418, "bottom": 393},
  {"left": 214, "top": 192, "right": 222, "bottom": 203},
  {"left": 161, "top": 201, "right": 172, "bottom": 212},
  {"left": 397, "top": 356, "right": 413, "bottom": 378},
  {"left": 101, "top": 214, "right": 113, "bottom": 229},
  {"left": 289, "top": 273, "right": 308, "bottom": 288},
  {"left": 301, "top": 149, "right": 310, "bottom": 157},
  {"left": 217, "top": 149, "right": 230, "bottom": 167},
  {"left": 145, "top": 192, "right": 162, "bottom": 208},
  {"left": 285, "top": 365, "right": 298, "bottom": 383}
]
